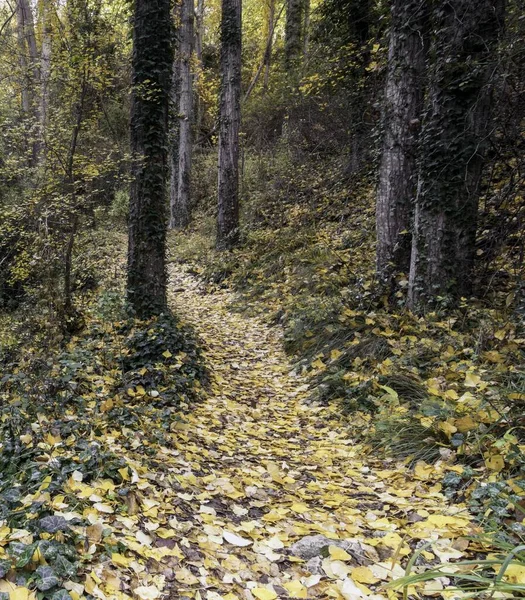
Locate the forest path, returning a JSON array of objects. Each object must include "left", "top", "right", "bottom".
[{"left": 158, "top": 265, "right": 473, "bottom": 600}]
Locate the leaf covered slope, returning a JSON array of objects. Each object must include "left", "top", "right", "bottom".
[{"left": 0, "top": 263, "right": 523, "bottom": 599}]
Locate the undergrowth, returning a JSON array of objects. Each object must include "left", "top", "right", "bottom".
[
  {"left": 170, "top": 148, "right": 525, "bottom": 544},
  {"left": 0, "top": 234, "right": 207, "bottom": 598}
]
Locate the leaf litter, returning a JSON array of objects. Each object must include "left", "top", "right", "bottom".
[{"left": 0, "top": 264, "right": 518, "bottom": 600}]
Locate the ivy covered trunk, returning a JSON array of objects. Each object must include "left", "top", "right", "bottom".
[
  {"left": 285, "top": 0, "right": 305, "bottom": 71},
  {"left": 217, "top": 0, "right": 242, "bottom": 250},
  {"left": 169, "top": 1, "right": 182, "bottom": 230},
  {"left": 408, "top": 0, "right": 505, "bottom": 310},
  {"left": 376, "top": 0, "right": 428, "bottom": 285},
  {"left": 128, "top": 0, "right": 173, "bottom": 317},
  {"left": 171, "top": 0, "right": 194, "bottom": 230}
]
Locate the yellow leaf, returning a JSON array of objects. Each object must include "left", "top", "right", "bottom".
[
  {"left": 162, "top": 350, "right": 173, "bottom": 359},
  {"left": 420, "top": 416, "right": 433, "bottom": 428},
  {"left": 502, "top": 563, "right": 525, "bottom": 584},
  {"left": 100, "top": 398, "right": 114, "bottom": 413},
  {"left": 112, "top": 553, "right": 131, "bottom": 568},
  {"left": 9, "top": 588, "right": 31, "bottom": 600},
  {"left": 414, "top": 461, "right": 433, "bottom": 480},
  {"left": 84, "top": 575, "right": 96, "bottom": 595},
  {"left": 351, "top": 566, "right": 378, "bottom": 584},
  {"left": 290, "top": 503, "right": 309, "bottom": 514},
  {"left": 329, "top": 546, "right": 352, "bottom": 561},
  {"left": 455, "top": 416, "right": 477, "bottom": 433},
  {"left": 311, "top": 358, "right": 326, "bottom": 371},
  {"left": 252, "top": 589, "right": 277, "bottom": 600},
  {"left": 283, "top": 581, "right": 308, "bottom": 598},
  {"left": 464, "top": 373, "right": 481, "bottom": 388},
  {"left": 93, "top": 503, "right": 114, "bottom": 514},
  {"left": 484, "top": 350, "right": 504, "bottom": 363},
  {"left": 265, "top": 462, "right": 284, "bottom": 484},
  {"left": 175, "top": 568, "right": 199, "bottom": 586},
  {"left": 485, "top": 453, "right": 505, "bottom": 472},
  {"left": 438, "top": 421, "right": 457, "bottom": 438},
  {"left": 330, "top": 349, "right": 343, "bottom": 361},
  {"left": 427, "top": 515, "right": 470, "bottom": 529},
  {"left": 134, "top": 586, "right": 162, "bottom": 600}
]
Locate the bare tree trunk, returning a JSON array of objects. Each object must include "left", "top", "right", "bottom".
[
  {"left": 217, "top": 0, "right": 242, "bottom": 250},
  {"left": 244, "top": 2, "right": 284, "bottom": 103},
  {"left": 17, "top": 0, "right": 40, "bottom": 164},
  {"left": 128, "top": 0, "right": 173, "bottom": 317},
  {"left": 263, "top": 0, "right": 275, "bottom": 90},
  {"left": 408, "top": 0, "right": 506, "bottom": 310},
  {"left": 376, "top": 0, "right": 428, "bottom": 286},
  {"left": 39, "top": 0, "right": 53, "bottom": 164},
  {"left": 173, "top": 0, "right": 195, "bottom": 230},
  {"left": 16, "top": 2, "right": 30, "bottom": 114}
]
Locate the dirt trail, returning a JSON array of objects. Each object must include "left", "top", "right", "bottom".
[{"left": 159, "top": 265, "right": 471, "bottom": 600}]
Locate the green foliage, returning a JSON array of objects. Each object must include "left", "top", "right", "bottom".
[
  {"left": 106, "top": 189, "right": 130, "bottom": 223},
  {"left": 0, "top": 300, "right": 206, "bottom": 593},
  {"left": 0, "top": 0, "right": 130, "bottom": 320},
  {"left": 391, "top": 540, "right": 525, "bottom": 598}
]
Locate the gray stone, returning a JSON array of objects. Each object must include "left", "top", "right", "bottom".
[
  {"left": 289, "top": 535, "right": 332, "bottom": 560},
  {"left": 306, "top": 556, "right": 323, "bottom": 575},
  {"left": 289, "top": 535, "right": 369, "bottom": 565}
]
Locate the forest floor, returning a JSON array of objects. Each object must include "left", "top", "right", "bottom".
[
  {"left": 123, "top": 263, "right": 480, "bottom": 600},
  {"left": 1, "top": 229, "right": 522, "bottom": 600}
]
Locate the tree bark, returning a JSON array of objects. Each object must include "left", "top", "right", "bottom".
[
  {"left": 217, "top": 0, "right": 242, "bottom": 250},
  {"left": 39, "top": 0, "right": 53, "bottom": 164},
  {"left": 263, "top": 0, "right": 275, "bottom": 90},
  {"left": 169, "top": 0, "right": 182, "bottom": 230},
  {"left": 376, "top": 0, "right": 428, "bottom": 286},
  {"left": 16, "top": 0, "right": 39, "bottom": 165},
  {"left": 408, "top": 0, "right": 506, "bottom": 310},
  {"left": 303, "top": 0, "right": 310, "bottom": 59},
  {"left": 244, "top": 2, "right": 284, "bottom": 103},
  {"left": 195, "top": 0, "right": 205, "bottom": 137},
  {"left": 285, "top": 0, "right": 305, "bottom": 72},
  {"left": 128, "top": 0, "right": 173, "bottom": 317},
  {"left": 173, "top": 0, "right": 194, "bottom": 230}
]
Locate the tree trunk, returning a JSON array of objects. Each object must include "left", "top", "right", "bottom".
[
  {"left": 285, "top": 0, "right": 304, "bottom": 72},
  {"left": 128, "top": 0, "right": 173, "bottom": 317},
  {"left": 195, "top": 0, "right": 205, "bottom": 137},
  {"left": 173, "top": 0, "right": 194, "bottom": 230},
  {"left": 217, "top": 0, "right": 242, "bottom": 250},
  {"left": 244, "top": 2, "right": 284, "bottom": 103},
  {"left": 263, "top": 0, "right": 275, "bottom": 90},
  {"left": 169, "top": 1, "right": 182, "bottom": 230},
  {"left": 16, "top": 3, "right": 30, "bottom": 115},
  {"left": 376, "top": 0, "right": 428, "bottom": 286},
  {"left": 17, "top": 0, "right": 39, "bottom": 165},
  {"left": 303, "top": 0, "right": 310, "bottom": 59},
  {"left": 408, "top": 0, "right": 506, "bottom": 310},
  {"left": 39, "top": 0, "right": 53, "bottom": 164}
]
